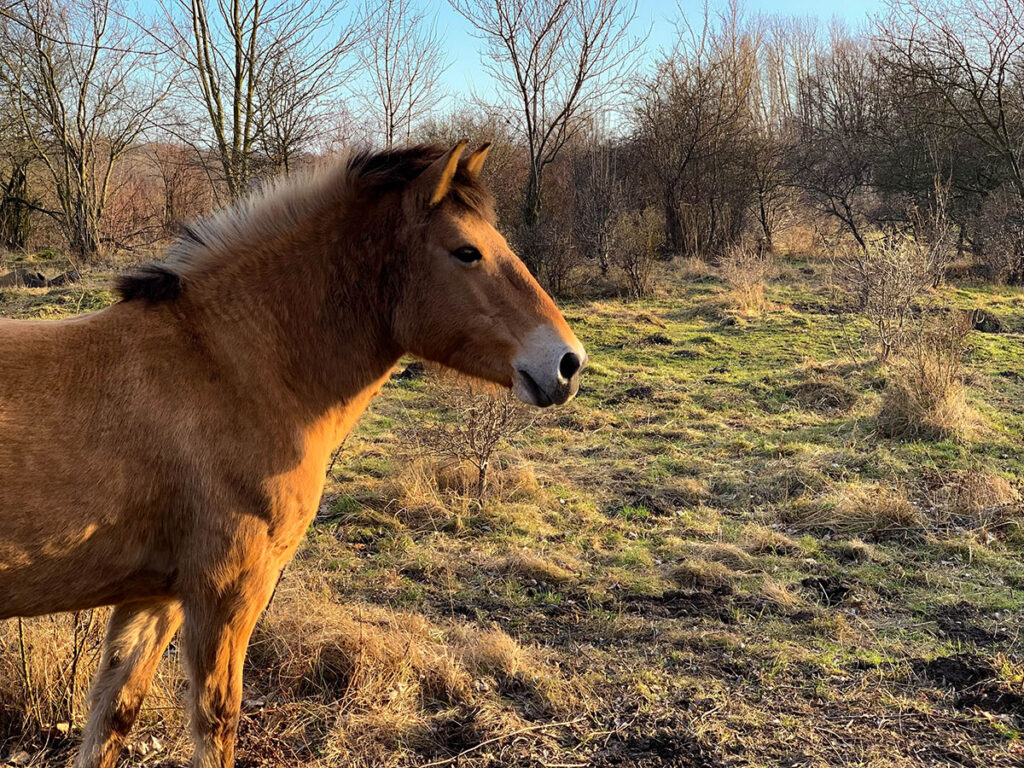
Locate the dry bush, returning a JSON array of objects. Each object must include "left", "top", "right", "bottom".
[
  {"left": 832, "top": 230, "right": 954, "bottom": 359},
  {"left": 975, "top": 185, "right": 1024, "bottom": 284},
  {"left": 719, "top": 243, "right": 773, "bottom": 314},
  {"left": 406, "top": 373, "right": 536, "bottom": 503},
  {"left": 608, "top": 207, "right": 664, "bottom": 299},
  {"left": 877, "top": 311, "right": 978, "bottom": 442},
  {"left": 670, "top": 558, "right": 737, "bottom": 590}
]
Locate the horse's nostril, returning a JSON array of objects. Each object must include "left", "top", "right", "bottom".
[{"left": 559, "top": 351, "right": 582, "bottom": 381}]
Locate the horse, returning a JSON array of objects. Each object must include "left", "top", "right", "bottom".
[{"left": 0, "top": 141, "right": 586, "bottom": 768}]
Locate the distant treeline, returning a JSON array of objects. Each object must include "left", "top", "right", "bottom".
[{"left": 0, "top": 0, "right": 1021, "bottom": 291}]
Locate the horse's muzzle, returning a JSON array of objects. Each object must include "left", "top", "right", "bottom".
[{"left": 512, "top": 328, "right": 587, "bottom": 407}]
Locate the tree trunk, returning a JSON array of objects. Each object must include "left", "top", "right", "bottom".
[
  {"left": 663, "top": 186, "right": 683, "bottom": 256},
  {"left": 0, "top": 165, "right": 31, "bottom": 251}
]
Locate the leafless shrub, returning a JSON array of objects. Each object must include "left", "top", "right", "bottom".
[
  {"left": 608, "top": 207, "right": 663, "bottom": 299},
  {"left": 407, "top": 372, "right": 536, "bottom": 503},
  {"left": 719, "top": 243, "right": 773, "bottom": 313},
  {"left": 975, "top": 185, "right": 1024, "bottom": 284},
  {"left": 832, "top": 237, "right": 937, "bottom": 360},
  {"left": 877, "top": 310, "right": 978, "bottom": 441}
]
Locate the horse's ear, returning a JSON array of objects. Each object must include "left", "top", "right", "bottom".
[
  {"left": 415, "top": 140, "right": 469, "bottom": 207},
  {"left": 463, "top": 143, "right": 491, "bottom": 180}
]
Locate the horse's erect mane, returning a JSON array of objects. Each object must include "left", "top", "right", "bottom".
[{"left": 115, "top": 144, "right": 494, "bottom": 304}]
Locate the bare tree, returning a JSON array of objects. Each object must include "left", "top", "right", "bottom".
[
  {"left": 160, "top": 0, "right": 363, "bottom": 200},
  {"left": 357, "top": 0, "right": 448, "bottom": 148},
  {"left": 450, "top": 0, "right": 639, "bottom": 274},
  {"left": 880, "top": 0, "right": 1024, "bottom": 201},
  {"left": 632, "top": 2, "right": 760, "bottom": 258},
  {"left": 0, "top": 0, "right": 166, "bottom": 260}
]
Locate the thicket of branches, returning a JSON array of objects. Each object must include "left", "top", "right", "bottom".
[{"left": 1, "top": 0, "right": 1022, "bottom": 292}]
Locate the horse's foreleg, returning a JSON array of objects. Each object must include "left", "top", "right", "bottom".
[
  {"left": 183, "top": 567, "right": 277, "bottom": 768},
  {"left": 75, "top": 599, "right": 183, "bottom": 768}
]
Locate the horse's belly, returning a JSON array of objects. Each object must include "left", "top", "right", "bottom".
[
  {"left": 0, "top": 525, "right": 177, "bottom": 618},
  {"left": 0, "top": 475, "right": 178, "bottom": 618}
]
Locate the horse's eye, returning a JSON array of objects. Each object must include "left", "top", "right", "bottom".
[{"left": 452, "top": 246, "right": 482, "bottom": 264}]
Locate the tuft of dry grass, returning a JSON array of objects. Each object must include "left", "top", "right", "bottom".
[
  {"left": 670, "top": 558, "right": 738, "bottom": 590},
  {"left": 829, "top": 484, "right": 923, "bottom": 532},
  {"left": 690, "top": 542, "right": 755, "bottom": 571},
  {"left": 877, "top": 312, "right": 979, "bottom": 442},
  {"left": 741, "top": 524, "right": 803, "bottom": 556},
  {"left": 720, "top": 244, "right": 773, "bottom": 315},
  {"left": 789, "top": 376, "right": 858, "bottom": 412},
  {"left": 678, "top": 256, "right": 716, "bottom": 280},
  {"left": 759, "top": 579, "right": 806, "bottom": 611},
  {"left": 938, "top": 471, "right": 1022, "bottom": 534},
  {"left": 877, "top": 358, "right": 976, "bottom": 442},
  {"left": 498, "top": 550, "right": 576, "bottom": 585},
  {"left": 834, "top": 538, "right": 879, "bottom": 563}
]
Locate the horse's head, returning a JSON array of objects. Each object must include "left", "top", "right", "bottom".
[{"left": 389, "top": 142, "right": 586, "bottom": 407}]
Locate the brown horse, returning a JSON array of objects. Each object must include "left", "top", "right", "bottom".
[{"left": 0, "top": 142, "right": 586, "bottom": 768}]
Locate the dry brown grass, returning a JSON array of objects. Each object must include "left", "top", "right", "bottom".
[
  {"left": 669, "top": 558, "right": 738, "bottom": 590},
  {"left": 245, "top": 580, "right": 574, "bottom": 766},
  {"left": 759, "top": 579, "right": 806, "bottom": 611},
  {"left": 789, "top": 376, "right": 858, "bottom": 412},
  {"left": 937, "top": 471, "right": 1022, "bottom": 533},
  {"left": 678, "top": 256, "right": 716, "bottom": 280},
  {"left": 0, "top": 611, "right": 184, "bottom": 758},
  {"left": 877, "top": 357, "right": 977, "bottom": 442},
  {"left": 690, "top": 542, "right": 755, "bottom": 571},
  {"left": 377, "top": 456, "right": 542, "bottom": 532},
  {"left": 877, "top": 312, "right": 979, "bottom": 442},
  {"left": 720, "top": 244, "right": 773, "bottom": 315},
  {"left": 834, "top": 538, "right": 879, "bottom": 563},
  {"left": 497, "top": 550, "right": 576, "bottom": 585},
  {"left": 740, "top": 524, "right": 803, "bottom": 556},
  {"left": 829, "top": 484, "right": 923, "bottom": 532}
]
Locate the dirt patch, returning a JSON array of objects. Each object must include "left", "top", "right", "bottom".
[
  {"left": 914, "top": 653, "right": 996, "bottom": 688},
  {"left": 957, "top": 683, "right": 1024, "bottom": 718},
  {"left": 591, "top": 709, "right": 723, "bottom": 768},
  {"left": 928, "top": 602, "right": 1007, "bottom": 645},
  {"left": 641, "top": 332, "right": 674, "bottom": 346},
  {"left": 800, "top": 575, "right": 852, "bottom": 606},
  {"left": 913, "top": 654, "right": 1024, "bottom": 721},
  {"left": 615, "top": 588, "right": 736, "bottom": 622},
  {"left": 606, "top": 385, "right": 655, "bottom": 404}
]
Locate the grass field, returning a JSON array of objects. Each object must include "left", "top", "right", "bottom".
[{"left": 1, "top": 253, "right": 1022, "bottom": 767}]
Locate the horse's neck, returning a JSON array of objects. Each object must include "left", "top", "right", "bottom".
[{"left": 182, "top": 217, "right": 402, "bottom": 428}]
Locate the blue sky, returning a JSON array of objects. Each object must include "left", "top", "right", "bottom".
[{"left": 433, "top": 0, "right": 887, "bottom": 99}]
